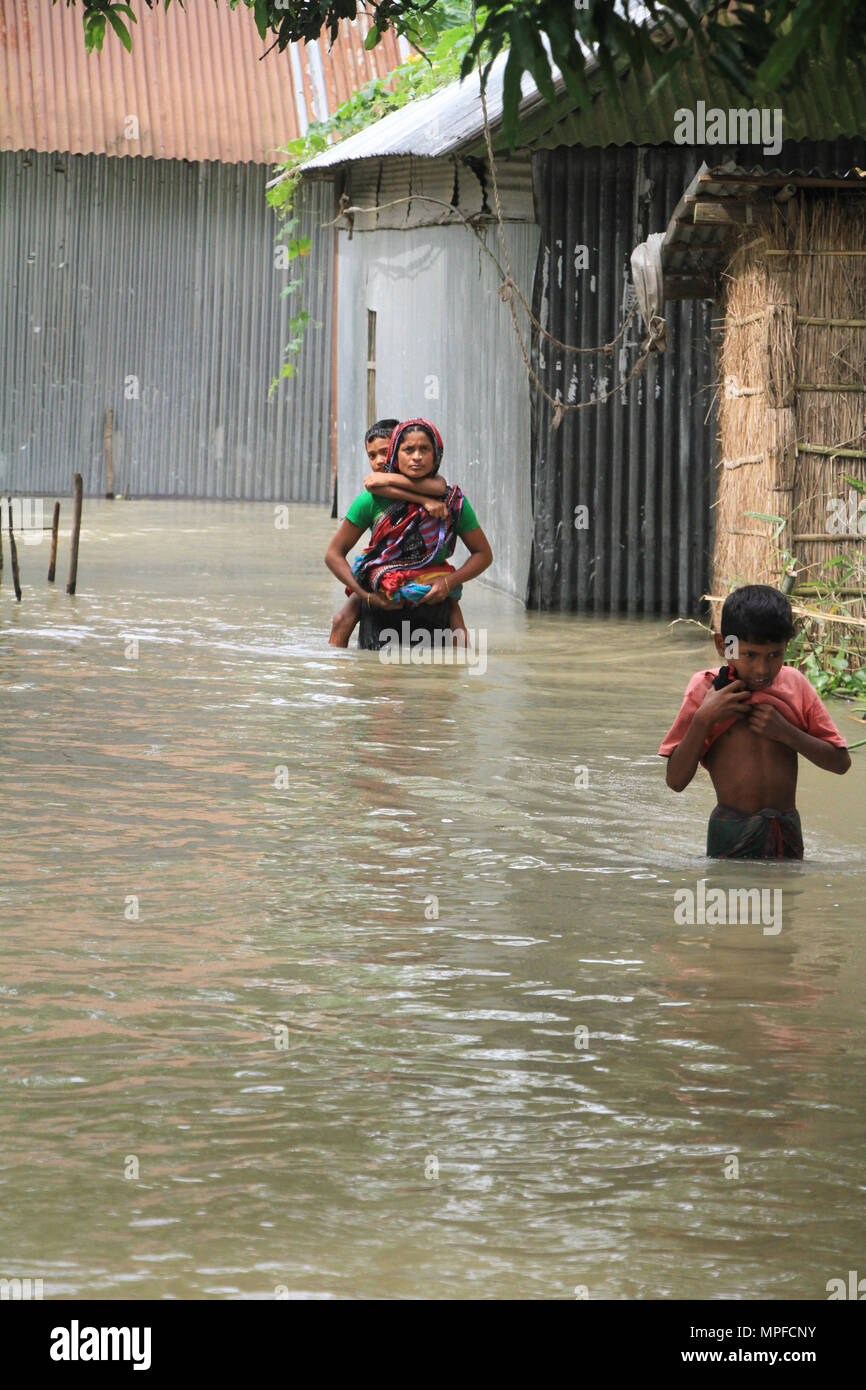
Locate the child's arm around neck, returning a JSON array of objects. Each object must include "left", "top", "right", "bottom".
[{"left": 365, "top": 473, "right": 448, "bottom": 499}]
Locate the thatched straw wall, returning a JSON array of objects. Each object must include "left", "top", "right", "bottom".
[{"left": 713, "top": 196, "right": 866, "bottom": 657}]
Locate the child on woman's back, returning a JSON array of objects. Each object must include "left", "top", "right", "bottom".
[{"left": 329, "top": 419, "right": 469, "bottom": 646}]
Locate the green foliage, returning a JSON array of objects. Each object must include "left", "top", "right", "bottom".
[
  {"left": 724, "top": 536, "right": 866, "bottom": 698},
  {"left": 744, "top": 509, "right": 787, "bottom": 539},
  {"left": 81, "top": 2, "right": 138, "bottom": 53},
  {"left": 786, "top": 629, "right": 866, "bottom": 701},
  {"left": 272, "top": 11, "right": 477, "bottom": 176},
  {"left": 782, "top": 548, "right": 866, "bottom": 700},
  {"left": 264, "top": 7, "right": 476, "bottom": 394}
]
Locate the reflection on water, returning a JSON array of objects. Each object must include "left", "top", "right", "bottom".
[{"left": 1, "top": 501, "right": 864, "bottom": 1299}]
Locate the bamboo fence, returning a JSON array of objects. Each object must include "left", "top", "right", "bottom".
[{"left": 713, "top": 196, "right": 866, "bottom": 662}]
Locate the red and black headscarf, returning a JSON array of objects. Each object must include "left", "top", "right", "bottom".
[{"left": 384, "top": 418, "right": 445, "bottom": 475}]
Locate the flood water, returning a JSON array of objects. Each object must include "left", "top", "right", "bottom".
[{"left": 1, "top": 499, "right": 864, "bottom": 1301}]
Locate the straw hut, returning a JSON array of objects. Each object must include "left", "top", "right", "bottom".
[{"left": 637, "top": 161, "right": 866, "bottom": 662}]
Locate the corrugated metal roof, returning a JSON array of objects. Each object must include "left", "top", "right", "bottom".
[
  {"left": 657, "top": 151, "right": 866, "bottom": 295},
  {"left": 299, "top": 32, "right": 866, "bottom": 177},
  {"left": 510, "top": 55, "right": 866, "bottom": 152},
  {"left": 0, "top": 0, "right": 406, "bottom": 164},
  {"left": 300, "top": 49, "right": 543, "bottom": 171}
]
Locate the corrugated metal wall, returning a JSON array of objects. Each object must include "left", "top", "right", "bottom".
[
  {"left": 530, "top": 145, "right": 718, "bottom": 613},
  {"left": 335, "top": 219, "right": 539, "bottom": 601},
  {"left": 342, "top": 153, "right": 534, "bottom": 229},
  {"left": 0, "top": 151, "right": 333, "bottom": 501}
]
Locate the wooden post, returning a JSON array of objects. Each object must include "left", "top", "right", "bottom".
[
  {"left": 104, "top": 408, "right": 115, "bottom": 499},
  {"left": 7, "top": 498, "right": 22, "bottom": 601},
  {"left": 48, "top": 501, "right": 60, "bottom": 582},
  {"left": 67, "top": 473, "right": 83, "bottom": 595}
]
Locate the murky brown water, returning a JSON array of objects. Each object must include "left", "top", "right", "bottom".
[{"left": 1, "top": 500, "right": 864, "bottom": 1299}]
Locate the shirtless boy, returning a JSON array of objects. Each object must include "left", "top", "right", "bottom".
[
  {"left": 659, "top": 585, "right": 851, "bottom": 858},
  {"left": 329, "top": 419, "right": 468, "bottom": 647}
]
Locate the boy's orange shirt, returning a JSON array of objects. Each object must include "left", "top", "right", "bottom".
[{"left": 659, "top": 665, "right": 847, "bottom": 767}]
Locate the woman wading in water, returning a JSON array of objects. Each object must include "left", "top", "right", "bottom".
[{"left": 324, "top": 418, "right": 492, "bottom": 649}]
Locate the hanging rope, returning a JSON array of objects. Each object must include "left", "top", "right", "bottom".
[
  {"left": 320, "top": 11, "right": 657, "bottom": 427},
  {"left": 473, "top": 37, "right": 657, "bottom": 425}
]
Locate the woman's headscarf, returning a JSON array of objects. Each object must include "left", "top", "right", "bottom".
[{"left": 385, "top": 418, "right": 444, "bottom": 475}]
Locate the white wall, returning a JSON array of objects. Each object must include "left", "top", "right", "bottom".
[{"left": 335, "top": 221, "right": 539, "bottom": 602}]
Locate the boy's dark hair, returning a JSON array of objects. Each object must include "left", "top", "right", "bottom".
[
  {"left": 365, "top": 418, "right": 399, "bottom": 445},
  {"left": 720, "top": 584, "right": 795, "bottom": 644}
]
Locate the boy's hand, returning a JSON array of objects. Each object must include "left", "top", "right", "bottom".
[
  {"left": 696, "top": 679, "right": 752, "bottom": 727},
  {"left": 747, "top": 702, "right": 794, "bottom": 744},
  {"left": 364, "top": 471, "right": 386, "bottom": 489},
  {"left": 422, "top": 499, "right": 449, "bottom": 520}
]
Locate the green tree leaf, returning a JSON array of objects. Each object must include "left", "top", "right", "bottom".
[{"left": 105, "top": 7, "right": 133, "bottom": 52}]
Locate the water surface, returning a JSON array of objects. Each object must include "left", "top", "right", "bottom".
[{"left": 1, "top": 501, "right": 864, "bottom": 1299}]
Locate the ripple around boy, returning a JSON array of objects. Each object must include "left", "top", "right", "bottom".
[{"left": 659, "top": 585, "right": 851, "bottom": 859}]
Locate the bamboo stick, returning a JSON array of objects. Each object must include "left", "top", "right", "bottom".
[
  {"left": 796, "top": 384, "right": 866, "bottom": 392},
  {"left": 791, "top": 532, "right": 866, "bottom": 541},
  {"left": 765, "top": 249, "right": 866, "bottom": 256},
  {"left": 47, "top": 501, "right": 60, "bottom": 582},
  {"left": 780, "top": 566, "right": 797, "bottom": 595},
  {"left": 7, "top": 498, "right": 21, "bottom": 601},
  {"left": 66, "top": 473, "right": 83, "bottom": 596},
  {"left": 798, "top": 316, "right": 866, "bottom": 327},
  {"left": 795, "top": 584, "right": 866, "bottom": 595},
  {"left": 704, "top": 595, "right": 866, "bottom": 629},
  {"left": 797, "top": 444, "right": 866, "bottom": 459}
]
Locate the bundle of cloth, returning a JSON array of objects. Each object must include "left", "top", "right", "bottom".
[{"left": 349, "top": 418, "right": 466, "bottom": 607}]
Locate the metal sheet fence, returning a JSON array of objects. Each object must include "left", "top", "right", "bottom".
[
  {"left": 0, "top": 151, "right": 333, "bottom": 501},
  {"left": 335, "top": 220, "right": 539, "bottom": 602},
  {"left": 530, "top": 144, "right": 719, "bottom": 614}
]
